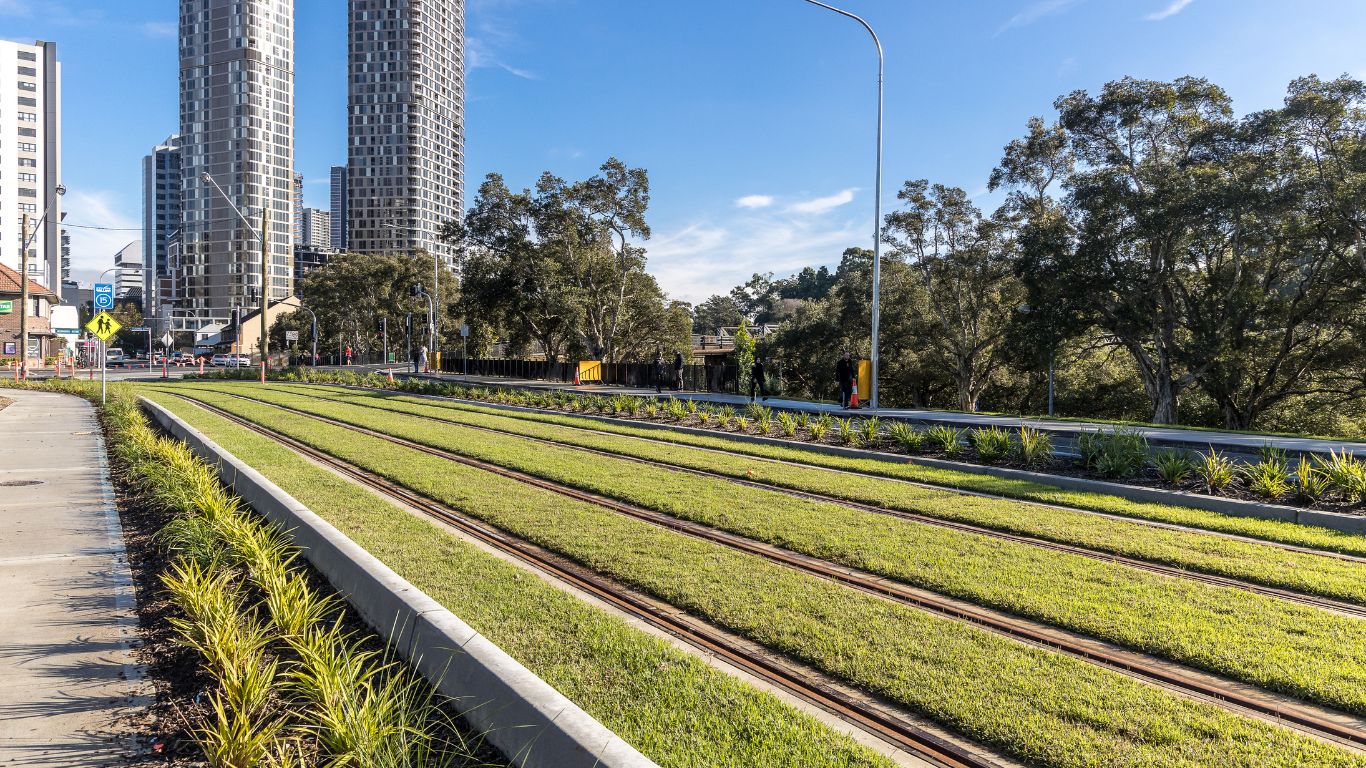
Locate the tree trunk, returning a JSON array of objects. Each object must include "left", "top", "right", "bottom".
[{"left": 1150, "top": 383, "right": 1179, "bottom": 425}]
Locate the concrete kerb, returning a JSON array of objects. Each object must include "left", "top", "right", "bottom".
[
  {"left": 351, "top": 384, "right": 1366, "bottom": 536},
  {"left": 140, "top": 396, "right": 658, "bottom": 768}
]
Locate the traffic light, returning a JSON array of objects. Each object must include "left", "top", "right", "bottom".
[{"left": 411, "top": 284, "right": 423, "bottom": 297}]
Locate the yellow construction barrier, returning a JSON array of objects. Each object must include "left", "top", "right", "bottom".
[
  {"left": 857, "top": 359, "right": 872, "bottom": 404},
  {"left": 577, "top": 360, "right": 602, "bottom": 383}
]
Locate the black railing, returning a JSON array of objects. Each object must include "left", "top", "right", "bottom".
[{"left": 431, "top": 356, "right": 785, "bottom": 396}]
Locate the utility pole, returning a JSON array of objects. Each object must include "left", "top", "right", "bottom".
[
  {"left": 19, "top": 214, "right": 30, "bottom": 379},
  {"left": 260, "top": 205, "right": 269, "bottom": 384}
]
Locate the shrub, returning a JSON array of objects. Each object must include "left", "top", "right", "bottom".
[
  {"left": 860, "top": 418, "right": 881, "bottom": 446},
  {"left": 1313, "top": 450, "right": 1366, "bottom": 502},
  {"left": 925, "top": 425, "right": 964, "bottom": 457},
  {"left": 796, "top": 412, "right": 811, "bottom": 430},
  {"left": 1243, "top": 458, "right": 1291, "bottom": 500},
  {"left": 1196, "top": 451, "right": 1237, "bottom": 493},
  {"left": 969, "top": 427, "right": 1012, "bottom": 464},
  {"left": 1295, "top": 460, "right": 1331, "bottom": 504},
  {"left": 685, "top": 399, "right": 699, "bottom": 415},
  {"left": 885, "top": 422, "right": 923, "bottom": 452},
  {"left": 735, "top": 416, "right": 750, "bottom": 432},
  {"left": 835, "top": 418, "right": 860, "bottom": 446},
  {"left": 1078, "top": 428, "right": 1148, "bottom": 478},
  {"left": 757, "top": 410, "right": 774, "bottom": 435},
  {"left": 777, "top": 412, "right": 798, "bottom": 438},
  {"left": 717, "top": 405, "right": 735, "bottom": 429},
  {"left": 1015, "top": 427, "right": 1053, "bottom": 467},
  {"left": 1150, "top": 449, "right": 1195, "bottom": 485},
  {"left": 808, "top": 414, "right": 831, "bottom": 441}
]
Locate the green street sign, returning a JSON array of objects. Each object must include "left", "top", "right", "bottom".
[{"left": 0, "top": 300, "right": 11, "bottom": 314}]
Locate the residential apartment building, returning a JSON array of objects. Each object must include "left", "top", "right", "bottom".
[
  {"left": 178, "top": 0, "right": 294, "bottom": 328},
  {"left": 329, "top": 164, "right": 347, "bottom": 250},
  {"left": 0, "top": 40, "right": 61, "bottom": 293},
  {"left": 300, "top": 207, "right": 330, "bottom": 249},
  {"left": 142, "top": 134, "right": 182, "bottom": 318},
  {"left": 292, "top": 170, "right": 304, "bottom": 245},
  {"left": 347, "top": 0, "right": 465, "bottom": 262},
  {"left": 114, "top": 239, "right": 143, "bottom": 300}
]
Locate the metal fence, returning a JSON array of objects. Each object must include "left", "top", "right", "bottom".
[{"left": 432, "top": 356, "right": 790, "bottom": 396}]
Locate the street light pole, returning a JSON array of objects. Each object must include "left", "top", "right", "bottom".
[
  {"left": 801, "top": 0, "right": 883, "bottom": 410},
  {"left": 297, "top": 304, "right": 318, "bottom": 366},
  {"left": 200, "top": 172, "right": 269, "bottom": 384}
]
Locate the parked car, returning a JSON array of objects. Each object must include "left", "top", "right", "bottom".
[
  {"left": 231, "top": 353, "right": 252, "bottom": 368},
  {"left": 105, "top": 348, "right": 127, "bottom": 367},
  {"left": 210, "top": 353, "right": 230, "bottom": 367}
]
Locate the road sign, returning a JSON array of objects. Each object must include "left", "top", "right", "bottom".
[
  {"left": 85, "top": 311, "right": 122, "bottom": 342},
  {"left": 285, "top": 330, "right": 299, "bottom": 342},
  {"left": 129, "top": 326, "right": 150, "bottom": 332},
  {"left": 161, "top": 332, "right": 175, "bottom": 347},
  {"left": 93, "top": 283, "right": 114, "bottom": 311},
  {"left": 460, "top": 324, "right": 470, "bottom": 338},
  {"left": 0, "top": 300, "right": 11, "bottom": 314},
  {"left": 54, "top": 327, "right": 79, "bottom": 335}
]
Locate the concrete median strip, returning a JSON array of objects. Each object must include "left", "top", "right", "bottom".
[{"left": 141, "top": 396, "right": 658, "bottom": 768}]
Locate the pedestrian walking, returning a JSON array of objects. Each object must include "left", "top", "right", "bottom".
[
  {"left": 418, "top": 345, "right": 428, "bottom": 374},
  {"left": 750, "top": 357, "right": 767, "bottom": 402},
  {"left": 836, "top": 351, "right": 855, "bottom": 409},
  {"left": 654, "top": 353, "right": 668, "bottom": 393},
  {"left": 673, "top": 351, "right": 685, "bottom": 391},
  {"left": 345, "top": 345, "right": 353, "bottom": 366}
]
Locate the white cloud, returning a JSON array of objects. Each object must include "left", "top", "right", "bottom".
[
  {"left": 646, "top": 212, "right": 866, "bottom": 304},
  {"left": 142, "top": 21, "right": 176, "bottom": 38},
  {"left": 62, "top": 190, "right": 141, "bottom": 285},
  {"left": 1145, "top": 0, "right": 1194, "bottom": 20},
  {"left": 735, "top": 195, "right": 774, "bottom": 209},
  {"left": 786, "top": 188, "right": 857, "bottom": 215},
  {"left": 0, "top": 0, "right": 32, "bottom": 17},
  {"left": 997, "top": 0, "right": 1081, "bottom": 34}
]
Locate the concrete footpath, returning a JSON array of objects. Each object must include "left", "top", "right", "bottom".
[{"left": 0, "top": 389, "right": 147, "bottom": 766}]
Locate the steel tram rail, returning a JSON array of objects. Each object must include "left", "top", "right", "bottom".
[
  {"left": 169, "top": 395, "right": 1000, "bottom": 768},
  {"left": 228, "top": 386, "right": 1366, "bottom": 620},
  {"left": 175, "top": 391, "right": 1366, "bottom": 752}
]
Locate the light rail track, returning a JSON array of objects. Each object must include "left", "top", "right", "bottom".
[
  {"left": 171, "top": 395, "right": 1001, "bottom": 768},
  {"left": 298, "top": 382, "right": 1366, "bottom": 567},
  {"left": 177, "top": 391, "right": 1366, "bottom": 752},
  {"left": 239, "top": 386, "right": 1366, "bottom": 619}
]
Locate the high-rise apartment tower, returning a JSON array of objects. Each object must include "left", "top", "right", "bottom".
[
  {"left": 178, "top": 0, "right": 294, "bottom": 326},
  {"left": 0, "top": 40, "right": 61, "bottom": 292},
  {"left": 347, "top": 0, "right": 465, "bottom": 262},
  {"left": 142, "top": 134, "right": 182, "bottom": 316},
  {"left": 329, "top": 164, "right": 347, "bottom": 250}
]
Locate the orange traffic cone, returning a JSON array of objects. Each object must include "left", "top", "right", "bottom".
[
  {"left": 387, "top": 368, "right": 395, "bottom": 383},
  {"left": 574, "top": 370, "right": 581, "bottom": 386},
  {"left": 850, "top": 390, "right": 860, "bottom": 409}
]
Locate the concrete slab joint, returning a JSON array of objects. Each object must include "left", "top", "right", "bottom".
[{"left": 140, "top": 396, "right": 658, "bottom": 768}]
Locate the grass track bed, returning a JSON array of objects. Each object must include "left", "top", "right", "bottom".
[
  {"left": 144, "top": 389, "right": 1366, "bottom": 768},
  {"left": 270, "top": 379, "right": 1366, "bottom": 557},
  {"left": 156, "top": 383, "right": 1366, "bottom": 719},
  {"left": 259, "top": 382, "right": 1366, "bottom": 605},
  {"left": 141, "top": 391, "right": 899, "bottom": 768}
]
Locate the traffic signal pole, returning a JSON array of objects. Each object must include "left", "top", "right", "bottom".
[{"left": 260, "top": 205, "right": 269, "bottom": 384}]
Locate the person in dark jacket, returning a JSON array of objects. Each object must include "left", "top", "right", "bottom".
[
  {"left": 654, "top": 353, "right": 669, "bottom": 393},
  {"left": 750, "top": 357, "right": 767, "bottom": 402},
  {"left": 836, "top": 351, "right": 855, "bottom": 408},
  {"left": 673, "top": 351, "right": 685, "bottom": 391}
]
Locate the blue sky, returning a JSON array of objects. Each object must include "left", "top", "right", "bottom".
[{"left": 3, "top": 0, "right": 1364, "bottom": 301}]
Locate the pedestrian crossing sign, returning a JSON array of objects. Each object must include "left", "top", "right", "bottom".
[{"left": 86, "top": 311, "right": 122, "bottom": 342}]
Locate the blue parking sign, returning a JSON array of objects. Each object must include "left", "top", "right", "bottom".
[{"left": 94, "top": 283, "right": 114, "bottom": 311}]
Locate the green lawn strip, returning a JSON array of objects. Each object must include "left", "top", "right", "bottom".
[
  {"left": 268, "top": 380, "right": 1366, "bottom": 557},
  {"left": 257, "top": 382, "right": 1366, "bottom": 605},
  {"left": 140, "top": 391, "right": 897, "bottom": 768},
  {"left": 144, "top": 390, "right": 1366, "bottom": 768},
  {"left": 159, "top": 384, "right": 1366, "bottom": 721}
]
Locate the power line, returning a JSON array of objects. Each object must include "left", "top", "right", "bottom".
[{"left": 60, "top": 222, "right": 142, "bottom": 231}]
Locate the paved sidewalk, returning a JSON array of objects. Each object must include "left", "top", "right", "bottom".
[{"left": 0, "top": 389, "right": 148, "bottom": 766}]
